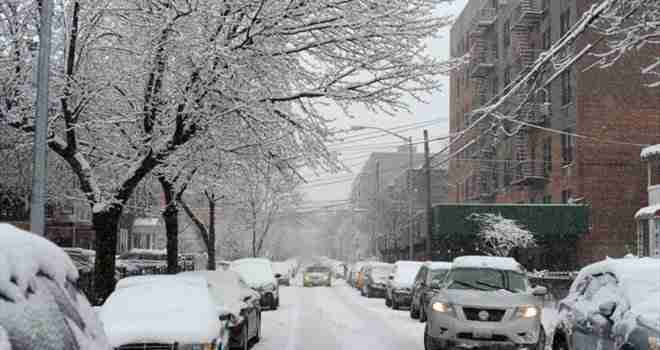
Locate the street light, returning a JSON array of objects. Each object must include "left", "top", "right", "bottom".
[{"left": 350, "top": 125, "right": 415, "bottom": 261}]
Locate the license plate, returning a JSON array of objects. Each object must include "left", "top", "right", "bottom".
[{"left": 473, "top": 330, "right": 493, "bottom": 339}]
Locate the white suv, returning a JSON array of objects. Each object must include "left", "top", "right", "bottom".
[{"left": 424, "top": 256, "right": 547, "bottom": 350}]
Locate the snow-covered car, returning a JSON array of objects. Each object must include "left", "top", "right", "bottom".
[
  {"left": 424, "top": 256, "right": 548, "bottom": 350},
  {"left": 411, "top": 261, "right": 452, "bottom": 321},
  {"left": 272, "top": 262, "right": 292, "bottom": 286},
  {"left": 100, "top": 274, "right": 228, "bottom": 350},
  {"left": 180, "top": 270, "right": 262, "bottom": 350},
  {"left": 231, "top": 258, "right": 280, "bottom": 310},
  {"left": 0, "top": 223, "right": 111, "bottom": 349},
  {"left": 386, "top": 260, "right": 425, "bottom": 310},
  {"left": 552, "top": 257, "right": 660, "bottom": 350},
  {"left": 360, "top": 262, "right": 394, "bottom": 298},
  {"left": 303, "top": 265, "right": 333, "bottom": 287},
  {"left": 115, "top": 249, "right": 167, "bottom": 276}
]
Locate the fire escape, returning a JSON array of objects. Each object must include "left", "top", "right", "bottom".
[
  {"left": 508, "top": 0, "right": 548, "bottom": 187},
  {"left": 467, "top": 5, "right": 498, "bottom": 201}
]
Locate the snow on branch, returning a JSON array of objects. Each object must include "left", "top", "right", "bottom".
[{"left": 469, "top": 213, "right": 536, "bottom": 257}]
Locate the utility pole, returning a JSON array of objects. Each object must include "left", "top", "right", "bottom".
[
  {"left": 373, "top": 161, "right": 381, "bottom": 257},
  {"left": 424, "top": 130, "right": 432, "bottom": 260},
  {"left": 407, "top": 136, "right": 414, "bottom": 260},
  {"left": 30, "top": 0, "right": 54, "bottom": 235}
]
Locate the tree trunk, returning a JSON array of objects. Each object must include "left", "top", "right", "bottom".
[
  {"left": 207, "top": 198, "right": 216, "bottom": 270},
  {"left": 92, "top": 205, "right": 122, "bottom": 305},
  {"left": 159, "top": 177, "right": 179, "bottom": 274}
]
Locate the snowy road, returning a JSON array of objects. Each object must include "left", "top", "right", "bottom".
[{"left": 254, "top": 280, "right": 425, "bottom": 350}]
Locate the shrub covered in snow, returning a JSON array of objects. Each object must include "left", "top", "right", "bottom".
[{"left": 469, "top": 213, "right": 537, "bottom": 257}]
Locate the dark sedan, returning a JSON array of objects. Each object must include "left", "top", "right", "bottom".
[
  {"left": 410, "top": 261, "right": 451, "bottom": 321},
  {"left": 361, "top": 263, "right": 394, "bottom": 298}
]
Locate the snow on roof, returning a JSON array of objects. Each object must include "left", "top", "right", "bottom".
[
  {"left": 115, "top": 274, "right": 205, "bottom": 290},
  {"left": 427, "top": 261, "right": 452, "bottom": 270},
  {"left": 452, "top": 256, "right": 523, "bottom": 272},
  {"left": 634, "top": 204, "right": 660, "bottom": 219},
  {"left": 576, "top": 257, "right": 660, "bottom": 320},
  {"left": 0, "top": 224, "right": 78, "bottom": 302},
  {"left": 100, "top": 275, "right": 221, "bottom": 347},
  {"left": 179, "top": 270, "right": 248, "bottom": 318},
  {"left": 641, "top": 144, "right": 660, "bottom": 160},
  {"left": 132, "top": 217, "right": 160, "bottom": 227},
  {"left": 231, "top": 258, "right": 275, "bottom": 287}
]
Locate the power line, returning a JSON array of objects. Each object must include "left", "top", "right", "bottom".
[{"left": 330, "top": 118, "right": 447, "bottom": 145}]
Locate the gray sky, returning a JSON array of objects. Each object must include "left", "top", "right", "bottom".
[{"left": 300, "top": 0, "right": 468, "bottom": 206}]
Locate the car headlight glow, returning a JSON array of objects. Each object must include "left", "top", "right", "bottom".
[
  {"left": 432, "top": 302, "right": 453, "bottom": 313},
  {"left": 649, "top": 336, "right": 660, "bottom": 350},
  {"left": 515, "top": 305, "right": 539, "bottom": 318}
]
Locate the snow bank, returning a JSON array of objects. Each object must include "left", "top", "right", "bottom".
[
  {"left": 0, "top": 224, "right": 78, "bottom": 302},
  {"left": 100, "top": 275, "right": 221, "bottom": 347},
  {"left": 641, "top": 144, "right": 660, "bottom": 160},
  {"left": 452, "top": 255, "right": 523, "bottom": 272}
]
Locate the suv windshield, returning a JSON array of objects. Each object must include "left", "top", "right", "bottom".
[
  {"left": 306, "top": 266, "right": 330, "bottom": 273},
  {"left": 446, "top": 268, "right": 528, "bottom": 293},
  {"left": 430, "top": 268, "right": 449, "bottom": 284}
]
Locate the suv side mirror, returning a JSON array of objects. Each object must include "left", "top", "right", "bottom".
[
  {"left": 598, "top": 301, "right": 617, "bottom": 318},
  {"left": 532, "top": 286, "right": 548, "bottom": 297}
]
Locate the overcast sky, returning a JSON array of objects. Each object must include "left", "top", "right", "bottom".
[{"left": 299, "top": 0, "right": 468, "bottom": 207}]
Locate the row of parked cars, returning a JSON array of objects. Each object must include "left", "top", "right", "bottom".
[
  {"left": 0, "top": 223, "right": 303, "bottom": 350},
  {"left": 348, "top": 254, "right": 660, "bottom": 350}
]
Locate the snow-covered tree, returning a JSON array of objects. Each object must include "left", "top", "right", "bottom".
[
  {"left": 469, "top": 213, "right": 536, "bottom": 257},
  {"left": 1, "top": 0, "right": 455, "bottom": 300}
]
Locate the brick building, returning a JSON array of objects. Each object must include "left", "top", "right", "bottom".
[{"left": 448, "top": 0, "right": 660, "bottom": 265}]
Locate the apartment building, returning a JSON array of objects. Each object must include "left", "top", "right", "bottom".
[{"left": 448, "top": 0, "right": 660, "bottom": 264}]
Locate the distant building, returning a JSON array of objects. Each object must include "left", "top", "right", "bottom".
[{"left": 130, "top": 217, "right": 166, "bottom": 250}]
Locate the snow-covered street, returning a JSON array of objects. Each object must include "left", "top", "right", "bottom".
[{"left": 254, "top": 280, "right": 425, "bottom": 350}]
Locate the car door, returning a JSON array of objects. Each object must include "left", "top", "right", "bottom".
[
  {"left": 568, "top": 274, "right": 618, "bottom": 350},
  {"left": 239, "top": 279, "right": 259, "bottom": 338}
]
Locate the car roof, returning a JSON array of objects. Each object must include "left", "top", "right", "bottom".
[{"left": 451, "top": 256, "right": 523, "bottom": 272}]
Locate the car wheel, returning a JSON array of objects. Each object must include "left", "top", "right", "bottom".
[
  {"left": 424, "top": 323, "right": 438, "bottom": 350},
  {"left": 365, "top": 286, "right": 372, "bottom": 298},
  {"left": 234, "top": 322, "right": 249, "bottom": 350},
  {"left": 274, "top": 297, "right": 279, "bottom": 309},
  {"left": 385, "top": 296, "right": 392, "bottom": 307},
  {"left": 552, "top": 331, "right": 568, "bottom": 350}
]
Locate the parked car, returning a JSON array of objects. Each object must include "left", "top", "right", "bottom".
[
  {"left": 386, "top": 261, "right": 425, "bottom": 310},
  {"left": 231, "top": 258, "right": 280, "bottom": 310},
  {"left": 0, "top": 223, "right": 111, "bottom": 349},
  {"left": 115, "top": 248, "right": 168, "bottom": 276},
  {"left": 180, "top": 270, "right": 262, "bottom": 350},
  {"left": 361, "top": 262, "right": 394, "bottom": 298},
  {"left": 272, "top": 261, "right": 292, "bottom": 286},
  {"left": 424, "top": 256, "right": 547, "bottom": 350},
  {"left": 100, "top": 274, "right": 229, "bottom": 350},
  {"left": 303, "top": 265, "right": 333, "bottom": 287},
  {"left": 552, "top": 256, "right": 660, "bottom": 350},
  {"left": 411, "top": 261, "right": 452, "bottom": 321}
]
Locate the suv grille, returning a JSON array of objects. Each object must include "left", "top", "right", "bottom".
[
  {"left": 116, "top": 344, "right": 175, "bottom": 350},
  {"left": 462, "top": 307, "right": 506, "bottom": 322},
  {"left": 457, "top": 333, "right": 509, "bottom": 342}
]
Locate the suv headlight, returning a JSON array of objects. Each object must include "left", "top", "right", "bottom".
[
  {"left": 432, "top": 302, "right": 457, "bottom": 318},
  {"left": 515, "top": 305, "right": 540, "bottom": 318}
]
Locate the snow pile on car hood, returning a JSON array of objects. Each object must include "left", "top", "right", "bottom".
[
  {"left": 100, "top": 276, "right": 221, "bottom": 347},
  {"left": 452, "top": 256, "right": 523, "bottom": 272},
  {"left": 179, "top": 270, "right": 248, "bottom": 319},
  {"left": 393, "top": 261, "right": 424, "bottom": 288},
  {"left": 577, "top": 257, "right": 660, "bottom": 323},
  {"left": 231, "top": 258, "right": 276, "bottom": 288}
]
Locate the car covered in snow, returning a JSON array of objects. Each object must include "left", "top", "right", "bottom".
[
  {"left": 552, "top": 256, "right": 660, "bottom": 350},
  {"left": 303, "top": 265, "right": 333, "bottom": 287},
  {"left": 231, "top": 258, "right": 280, "bottom": 310},
  {"left": 386, "top": 260, "right": 425, "bottom": 310},
  {"left": 360, "top": 262, "right": 394, "bottom": 298},
  {"left": 272, "top": 261, "right": 293, "bottom": 286},
  {"left": 179, "top": 270, "right": 262, "bottom": 350},
  {"left": 411, "top": 261, "right": 452, "bottom": 321},
  {"left": 0, "top": 224, "right": 111, "bottom": 349},
  {"left": 424, "top": 256, "right": 548, "bottom": 350},
  {"left": 100, "top": 274, "right": 229, "bottom": 350}
]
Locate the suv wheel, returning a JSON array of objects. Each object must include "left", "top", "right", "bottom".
[{"left": 424, "top": 323, "right": 440, "bottom": 350}]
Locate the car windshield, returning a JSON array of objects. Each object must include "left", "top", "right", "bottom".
[
  {"left": 446, "top": 268, "right": 528, "bottom": 293},
  {"left": 430, "top": 268, "right": 449, "bottom": 283},
  {"left": 372, "top": 266, "right": 393, "bottom": 278},
  {"left": 306, "top": 266, "right": 330, "bottom": 273}
]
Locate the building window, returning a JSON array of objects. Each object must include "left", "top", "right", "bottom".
[
  {"left": 503, "top": 20, "right": 510, "bottom": 48},
  {"left": 542, "top": 0, "right": 550, "bottom": 13},
  {"left": 561, "top": 70, "right": 572, "bottom": 105},
  {"left": 543, "top": 137, "right": 552, "bottom": 176},
  {"left": 561, "top": 130, "right": 575, "bottom": 165},
  {"left": 492, "top": 74, "right": 499, "bottom": 98},
  {"left": 491, "top": 0, "right": 498, "bottom": 8},
  {"left": 561, "top": 189, "right": 572, "bottom": 203},
  {"left": 639, "top": 220, "right": 650, "bottom": 256},
  {"left": 560, "top": 9, "right": 570, "bottom": 37},
  {"left": 543, "top": 195, "right": 552, "bottom": 203},
  {"left": 504, "top": 66, "right": 511, "bottom": 88},
  {"left": 503, "top": 160, "right": 512, "bottom": 186}
]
